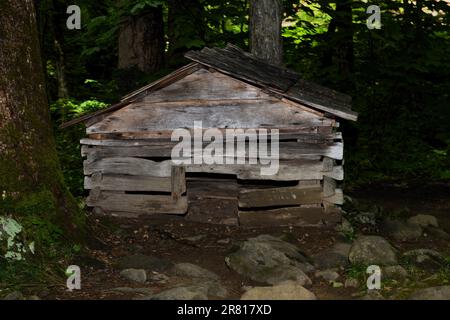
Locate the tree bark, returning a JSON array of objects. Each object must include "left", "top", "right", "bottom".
[
  {"left": 249, "top": 0, "right": 283, "bottom": 65},
  {"left": 118, "top": 6, "right": 165, "bottom": 73},
  {"left": 0, "top": 0, "right": 82, "bottom": 239}
]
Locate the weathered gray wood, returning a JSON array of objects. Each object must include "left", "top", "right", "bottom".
[
  {"left": 323, "top": 188, "right": 344, "bottom": 205},
  {"left": 81, "top": 139, "right": 343, "bottom": 160},
  {"left": 84, "top": 157, "right": 172, "bottom": 176},
  {"left": 86, "top": 191, "right": 188, "bottom": 214},
  {"left": 84, "top": 174, "right": 174, "bottom": 192},
  {"left": 143, "top": 68, "right": 271, "bottom": 103},
  {"left": 86, "top": 100, "right": 333, "bottom": 134},
  {"left": 323, "top": 176, "right": 336, "bottom": 198},
  {"left": 171, "top": 166, "right": 186, "bottom": 201},
  {"left": 238, "top": 207, "right": 340, "bottom": 226},
  {"left": 84, "top": 156, "right": 342, "bottom": 181},
  {"left": 238, "top": 186, "right": 322, "bottom": 208}
]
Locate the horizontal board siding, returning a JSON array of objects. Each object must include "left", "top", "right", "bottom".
[
  {"left": 86, "top": 191, "right": 188, "bottom": 215},
  {"left": 87, "top": 101, "right": 333, "bottom": 134},
  {"left": 84, "top": 174, "right": 176, "bottom": 192}
]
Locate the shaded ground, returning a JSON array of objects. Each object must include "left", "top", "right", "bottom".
[{"left": 41, "top": 182, "right": 449, "bottom": 300}]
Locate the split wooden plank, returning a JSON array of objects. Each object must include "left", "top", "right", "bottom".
[
  {"left": 238, "top": 207, "right": 340, "bottom": 226},
  {"left": 86, "top": 191, "right": 188, "bottom": 215},
  {"left": 84, "top": 174, "right": 175, "bottom": 192},
  {"left": 238, "top": 186, "right": 322, "bottom": 208}
]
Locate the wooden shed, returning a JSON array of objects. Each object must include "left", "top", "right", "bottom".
[{"left": 62, "top": 44, "right": 358, "bottom": 227}]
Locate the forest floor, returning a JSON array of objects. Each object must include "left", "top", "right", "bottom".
[{"left": 38, "top": 182, "right": 450, "bottom": 300}]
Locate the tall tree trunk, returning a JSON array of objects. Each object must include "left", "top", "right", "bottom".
[
  {"left": 167, "top": 0, "right": 204, "bottom": 67},
  {"left": 0, "top": 0, "right": 82, "bottom": 239},
  {"left": 334, "top": 0, "right": 354, "bottom": 81},
  {"left": 249, "top": 0, "right": 283, "bottom": 65},
  {"left": 118, "top": 6, "right": 165, "bottom": 73}
]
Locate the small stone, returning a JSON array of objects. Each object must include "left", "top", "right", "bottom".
[
  {"left": 344, "top": 278, "right": 359, "bottom": 288},
  {"left": 170, "top": 263, "right": 219, "bottom": 281},
  {"left": 381, "top": 218, "right": 422, "bottom": 241},
  {"left": 3, "top": 291, "right": 23, "bottom": 300},
  {"left": 312, "top": 243, "right": 351, "bottom": 269},
  {"left": 360, "top": 290, "right": 385, "bottom": 300},
  {"left": 28, "top": 295, "right": 41, "bottom": 300},
  {"left": 217, "top": 238, "right": 231, "bottom": 244},
  {"left": 120, "top": 269, "right": 147, "bottom": 284},
  {"left": 349, "top": 235, "right": 398, "bottom": 265},
  {"left": 409, "top": 286, "right": 450, "bottom": 300},
  {"left": 331, "top": 281, "right": 344, "bottom": 288},
  {"left": 241, "top": 281, "right": 316, "bottom": 300},
  {"left": 148, "top": 271, "right": 169, "bottom": 284},
  {"left": 182, "top": 235, "right": 206, "bottom": 242},
  {"left": 407, "top": 214, "right": 439, "bottom": 228},
  {"left": 383, "top": 265, "right": 408, "bottom": 280},
  {"left": 315, "top": 269, "right": 340, "bottom": 281}
]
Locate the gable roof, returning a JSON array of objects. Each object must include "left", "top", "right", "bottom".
[{"left": 61, "top": 44, "right": 357, "bottom": 129}]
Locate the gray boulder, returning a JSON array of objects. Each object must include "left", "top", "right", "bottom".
[
  {"left": 241, "top": 281, "right": 316, "bottom": 300},
  {"left": 315, "top": 269, "right": 340, "bottom": 281},
  {"left": 403, "top": 249, "right": 446, "bottom": 271},
  {"left": 225, "top": 235, "right": 313, "bottom": 286},
  {"left": 349, "top": 235, "right": 398, "bottom": 265},
  {"left": 409, "top": 286, "right": 450, "bottom": 300}
]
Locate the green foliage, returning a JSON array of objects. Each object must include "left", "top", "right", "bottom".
[{"left": 50, "top": 99, "right": 108, "bottom": 197}]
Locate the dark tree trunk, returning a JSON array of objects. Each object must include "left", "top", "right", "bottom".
[
  {"left": 118, "top": 6, "right": 165, "bottom": 73},
  {"left": 320, "top": 1, "right": 354, "bottom": 89},
  {"left": 0, "top": 0, "right": 82, "bottom": 239},
  {"left": 168, "top": 0, "right": 204, "bottom": 67},
  {"left": 334, "top": 0, "right": 354, "bottom": 80},
  {"left": 249, "top": 0, "right": 283, "bottom": 65}
]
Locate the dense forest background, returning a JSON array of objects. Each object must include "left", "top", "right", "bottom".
[{"left": 38, "top": 0, "right": 450, "bottom": 199}]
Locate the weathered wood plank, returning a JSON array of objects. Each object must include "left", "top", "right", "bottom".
[
  {"left": 86, "top": 100, "right": 334, "bottom": 134},
  {"left": 238, "top": 186, "right": 322, "bottom": 208},
  {"left": 143, "top": 68, "right": 271, "bottom": 103},
  {"left": 81, "top": 139, "right": 343, "bottom": 160},
  {"left": 238, "top": 207, "right": 340, "bottom": 226},
  {"left": 84, "top": 157, "right": 172, "bottom": 176},
  {"left": 83, "top": 156, "right": 342, "bottom": 181},
  {"left": 86, "top": 191, "right": 188, "bottom": 214},
  {"left": 171, "top": 166, "right": 186, "bottom": 201},
  {"left": 323, "top": 188, "right": 344, "bottom": 205},
  {"left": 84, "top": 174, "right": 175, "bottom": 192}
]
